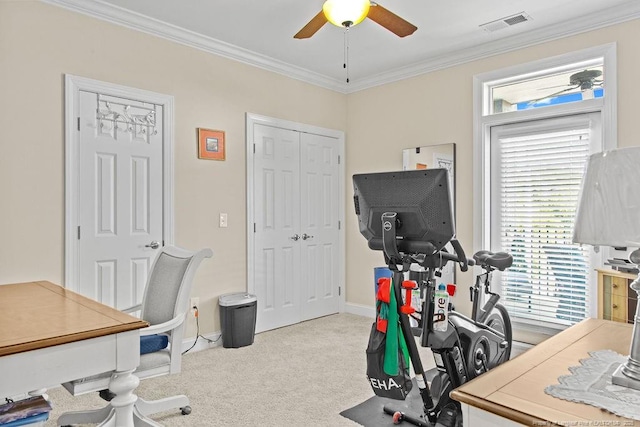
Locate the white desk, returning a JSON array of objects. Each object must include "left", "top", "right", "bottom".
[{"left": 0, "top": 281, "right": 153, "bottom": 426}]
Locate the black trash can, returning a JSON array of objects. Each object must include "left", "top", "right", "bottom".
[{"left": 218, "top": 292, "right": 257, "bottom": 348}]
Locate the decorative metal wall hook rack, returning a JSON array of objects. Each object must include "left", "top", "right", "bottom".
[{"left": 96, "top": 94, "right": 158, "bottom": 136}]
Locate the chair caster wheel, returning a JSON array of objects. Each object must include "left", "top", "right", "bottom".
[{"left": 181, "top": 406, "right": 192, "bottom": 415}]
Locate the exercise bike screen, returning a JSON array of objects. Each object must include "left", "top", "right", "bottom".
[{"left": 353, "top": 169, "right": 455, "bottom": 254}]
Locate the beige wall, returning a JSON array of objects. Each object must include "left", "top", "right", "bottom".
[
  {"left": 345, "top": 19, "right": 640, "bottom": 315},
  {"left": 2, "top": 1, "right": 640, "bottom": 337},
  {"left": 0, "top": 1, "right": 346, "bottom": 336}
]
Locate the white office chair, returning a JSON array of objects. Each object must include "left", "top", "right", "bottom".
[{"left": 58, "top": 245, "right": 213, "bottom": 426}]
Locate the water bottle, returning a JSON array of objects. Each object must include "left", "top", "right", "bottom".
[{"left": 433, "top": 283, "right": 449, "bottom": 332}]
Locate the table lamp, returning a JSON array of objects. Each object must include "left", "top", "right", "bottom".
[{"left": 573, "top": 146, "right": 640, "bottom": 390}]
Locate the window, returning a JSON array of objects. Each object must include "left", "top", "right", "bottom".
[
  {"left": 490, "top": 63, "right": 604, "bottom": 114},
  {"left": 473, "top": 44, "right": 617, "bottom": 339},
  {"left": 490, "top": 115, "right": 601, "bottom": 327}
]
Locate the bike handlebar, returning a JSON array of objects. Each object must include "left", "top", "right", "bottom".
[
  {"left": 436, "top": 250, "right": 475, "bottom": 271},
  {"left": 449, "top": 238, "right": 472, "bottom": 272},
  {"left": 370, "top": 237, "right": 475, "bottom": 271}
]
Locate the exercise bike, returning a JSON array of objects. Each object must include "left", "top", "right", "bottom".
[
  {"left": 468, "top": 250, "right": 514, "bottom": 366},
  {"left": 353, "top": 169, "right": 514, "bottom": 427}
]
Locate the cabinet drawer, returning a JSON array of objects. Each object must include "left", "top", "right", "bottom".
[
  {"left": 598, "top": 269, "right": 637, "bottom": 324},
  {"left": 608, "top": 277, "right": 629, "bottom": 297},
  {"left": 611, "top": 292, "right": 627, "bottom": 323}
]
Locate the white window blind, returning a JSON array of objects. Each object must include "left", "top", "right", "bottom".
[{"left": 491, "top": 115, "right": 599, "bottom": 327}]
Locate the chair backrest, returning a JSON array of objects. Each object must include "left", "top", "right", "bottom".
[
  {"left": 61, "top": 245, "right": 213, "bottom": 396},
  {"left": 139, "top": 245, "right": 213, "bottom": 375},
  {"left": 140, "top": 246, "right": 212, "bottom": 326}
]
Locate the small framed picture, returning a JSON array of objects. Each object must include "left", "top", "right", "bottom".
[{"left": 198, "top": 128, "right": 225, "bottom": 161}]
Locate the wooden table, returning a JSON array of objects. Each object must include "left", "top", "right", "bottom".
[
  {"left": 451, "top": 318, "right": 640, "bottom": 426},
  {"left": 0, "top": 281, "right": 151, "bottom": 426}
]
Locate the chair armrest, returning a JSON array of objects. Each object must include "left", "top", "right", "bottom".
[
  {"left": 122, "top": 304, "right": 142, "bottom": 314},
  {"left": 140, "top": 312, "right": 187, "bottom": 336}
]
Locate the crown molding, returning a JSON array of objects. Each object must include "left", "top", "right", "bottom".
[
  {"left": 41, "top": 0, "right": 349, "bottom": 93},
  {"left": 42, "top": 0, "right": 640, "bottom": 94},
  {"left": 347, "top": 2, "right": 640, "bottom": 92}
]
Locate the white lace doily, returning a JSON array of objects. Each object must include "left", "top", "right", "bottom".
[{"left": 545, "top": 349, "right": 640, "bottom": 420}]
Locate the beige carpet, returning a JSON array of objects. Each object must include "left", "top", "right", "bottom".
[
  {"left": 45, "top": 313, "right": 396, "bottom": 426},
  {"left": 43, "top": 312, "right": 525, "bottom": 426}
]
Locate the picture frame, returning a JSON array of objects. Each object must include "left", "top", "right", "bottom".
[{"left": 197, "top": 128, "right": 225, "bottom": 161}]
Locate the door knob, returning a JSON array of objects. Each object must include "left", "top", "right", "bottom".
[
  {"left": 302, "top": 233, "right": 314, "bottom": 240},
  {"left": 290, "top": 234, "right": 300, "bottom": 241},
  {"left": 145, "top": 241, "right": 160, "bottom": 249}
]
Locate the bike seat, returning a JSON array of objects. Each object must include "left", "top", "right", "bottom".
[{"left": 473, "top": 250, "right": 513, "bottom": 271}]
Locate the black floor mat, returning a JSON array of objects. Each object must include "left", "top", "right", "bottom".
[{"left": 340, "top": 370, "right": 438, "bottom": 427}]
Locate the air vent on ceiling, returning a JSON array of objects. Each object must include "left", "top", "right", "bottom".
[{"left": 480, "top": 12, "right": 532, "bottom": 33}]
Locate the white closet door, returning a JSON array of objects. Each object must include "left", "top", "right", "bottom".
[
  {"left": 251, "top": 120, "right": 342, "bottom": 333},
  {"left": 253, "top": 124, "right": 302, "bottom": 331},
  {"left": 300, "top": 132, "right": 340, "bottom": 320}
]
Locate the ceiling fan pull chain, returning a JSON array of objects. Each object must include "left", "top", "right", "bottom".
[{"left": 343, "top": 26, "right": 350, "bottom": 83}]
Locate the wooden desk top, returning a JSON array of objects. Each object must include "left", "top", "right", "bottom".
[
  {"left": 0, "top": 281, "right": 148, "bottom": 357},
  {"left": 451, "top": 318, "right": 640, "bottom": 426}
]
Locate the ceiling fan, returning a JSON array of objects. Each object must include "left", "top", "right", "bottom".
[
  {"left": 294, "top": 0, "right": 418, "bottom": 39},
  {"left": 530, "top": 69, "right": 604, "bottom": 104}
]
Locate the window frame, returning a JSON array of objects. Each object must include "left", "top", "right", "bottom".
[{"left": 472, "top": 43, "right": 617, "bottom": 335}]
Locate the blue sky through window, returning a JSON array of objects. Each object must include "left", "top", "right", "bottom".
[{"left": 517, "top": 88, "right": 604, "bottom": 110}]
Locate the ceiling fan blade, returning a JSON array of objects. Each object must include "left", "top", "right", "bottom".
[
  {"left": 294, "top": 10, "right": 327, "bottom": 39},
  {"left": 367, "top": 3, "right": 417, "bottom": 37},
  {"left": 528, "top": 86, "right": 579, "bottom": 104},
  {"left": 537, "top": 84, "right": 573, "bottom": 91}
]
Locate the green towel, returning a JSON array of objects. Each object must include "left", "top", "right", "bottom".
[{"left": 383, "top": 279, "right": 410, "bottom": 376}]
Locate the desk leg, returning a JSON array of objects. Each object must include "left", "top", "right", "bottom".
[
  {"left": 106, "top": 368, "right": 139, "bottom": 427},
  {"left": 100, "top": 369, "right": 162, "bottom": 427},
  {"left": 58, "top": 370, "right": 162, "bottom": 427}
]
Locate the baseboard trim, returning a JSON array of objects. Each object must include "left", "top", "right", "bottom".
[
  {"left": 344, "top": 303, "right": 376, "bottom": 319},
  {"left": 181, "top": 332, "right": 222, "bottom": 354},
  {"left": 182, "top": 307, "right": 377, "bottom": 354}
]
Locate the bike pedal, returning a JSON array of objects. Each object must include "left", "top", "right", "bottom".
[{"left": 434, "top": 404, "right": 458, "bottom": 427}]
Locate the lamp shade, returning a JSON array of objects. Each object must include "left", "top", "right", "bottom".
[
  {"left": 323, "top": 0, "right": 370, "bottom": 27},
  {"left": 573, "top": 147, "right": 640, "bottom": 248}
]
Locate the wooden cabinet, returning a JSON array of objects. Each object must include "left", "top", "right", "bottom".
[{"left": 597, "top": 268, "right": 637, "bottom": 323}]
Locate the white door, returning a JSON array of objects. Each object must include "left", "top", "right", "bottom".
[
  {"left": 76, "top": 90, "right": 164, "bottom": 309},
  {"left": 251, "top": 120, "right": 342, "bottom": 332},
  {"left": 253, "top": 124, "right": 302, "bottom": 331},
  {"left": 300, "top": 132, "right": 340, "bottom": 320}
]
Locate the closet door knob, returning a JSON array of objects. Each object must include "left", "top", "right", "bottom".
[
  {"left": 290, "top": 234, "right": 300, "bottom": 241},
  {"left": 302, "top": 233, "right": 314, "bottom": 240},
  {"left": 145, "top": 241, "right": 160, "bottom": 249}
]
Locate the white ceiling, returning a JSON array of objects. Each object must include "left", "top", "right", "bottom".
[{"left": 47, "top": 0, "right": 640, "bottom": 93}]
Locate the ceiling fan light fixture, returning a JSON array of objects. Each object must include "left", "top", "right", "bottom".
[{"left": 323, "top": 0, "right": 370, "bottom": 28}]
